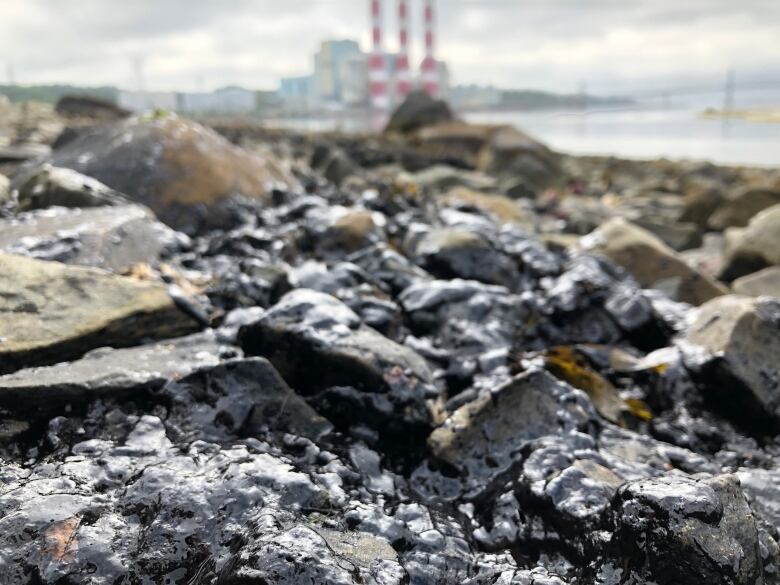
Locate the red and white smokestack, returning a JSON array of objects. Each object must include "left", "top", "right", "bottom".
[
  {"left": 395, "top": 0, "right": 412, "bottom": 100},
  {"left": 369, "top": 0, "right": 389, "bottom": 110},
  {"left": 421, "top": 0, "right": 439, "bottom": 97}
]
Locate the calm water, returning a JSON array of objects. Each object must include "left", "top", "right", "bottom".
[
  {"left": 263, "top": 91, "right": 780, "bottom": 167},
  {"left": 465, "top": 107, "right": 780, "bottom": 167}
]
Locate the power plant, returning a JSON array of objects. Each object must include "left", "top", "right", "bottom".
[
  {"left": 369, "top": 0, "right": 444, "bottom": 110},
  {"left": 278, "top": 0, "right": 448, "bottom": 112}
]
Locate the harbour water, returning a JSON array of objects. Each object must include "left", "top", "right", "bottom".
[
  {"left": 465, "top": 106, "right": 780, "bottom": 167},
  {"left": 264, "top": 90, "right": 780, "bottom": 167}
]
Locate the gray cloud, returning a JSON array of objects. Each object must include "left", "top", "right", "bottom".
[{"left": 2, "top": 0, "right": 779, "bottom": 94}]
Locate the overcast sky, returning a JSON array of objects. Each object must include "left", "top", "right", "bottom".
[{"left": 2, "top": 0, "right": 779, "bottom": 95}]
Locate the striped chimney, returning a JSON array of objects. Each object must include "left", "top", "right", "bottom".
[
  {"left": 420, "top": 0, "right": 439, "bottom": 97},
  {"left": 395, "top": 0, "right": 412, "bottom": 100},
  {"left": 369, "top": 0, "right": 390, "bottom": 110}
]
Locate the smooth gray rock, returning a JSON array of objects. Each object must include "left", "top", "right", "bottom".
[
  {"left": 413, "top": 228, "right": 520, "bottom": 288},
  {"left": 0, "top": 332, "right": 233, "bottom": 409},
  {"left": 14, "top": 165, "right": 129, "bottom": 212},
  {"left": 732, "top": 267, "right": 780, "bottom": 298},
  {"left": 0, "top": 204, "right": 183, "bottom": 271},
  {"left": 684, "top": 295, "right": 780, "bottom": 428},
  {"left": 720, "top": 204, "right": 780, "bottom": 281}
]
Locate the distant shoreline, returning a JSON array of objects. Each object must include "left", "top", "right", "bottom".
[{"left": 700, "top": 107, "right": 780, "bottom": 124}]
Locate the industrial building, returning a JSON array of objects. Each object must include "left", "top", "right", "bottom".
[{"left": 279, "top": 0, "right": 448, "bottom": 111}]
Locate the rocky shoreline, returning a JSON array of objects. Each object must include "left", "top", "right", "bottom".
[{"left": 1, "top": 93, "right": 780, "bottom": 584}]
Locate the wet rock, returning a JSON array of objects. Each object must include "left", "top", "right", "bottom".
[
  {"left": 737, "top": 468, "right": 780, "bottom": 533},
  {"left": 55, "top": 94, "right": 130, "bottom": 121},
  {"left": 310, "top": 143, "right": 357, "bottom": 186},
  {"left": 681, "top": 232, "right": 726, "bottom": 280},
  {"left": 14, "top": 165, "right": 129, "bottom": 212},
  {"left": 202, "top": 256, "right": 291, "bottom": 311},
  {"left": 162, "top": 357, "right": 333, "bottom": 442},
  {"left": 217, "top": 524, "right": 404, "bottom": 584},
  {"left": 720, "top": 204, "right": 780, "bottom": 281},
  {"left": 238, "top": 289, "right": 436, "bottom": 451},
  {"left": 680, "top": 185, "right": 725, "bottom": 228},
  {"left": 0, "top": 331, "right": 233, "bottom": 411},
  {"left": 35, "top": 115, "right": 296, "bottom": 232},
  {"left": 0, "top": 205, "right": 182, "bottom": 271},
  {"left": 413, "top": 122, "right": 500, "bottom": 168},
  {"left": 709, "top": 187, "right": 780, "bottom": 230},
  {"left": 399, "top": 279, "right": 525, "bottom": 379},
  {"left": 384, "top": 90, "right": 455, "bottom": 134},
  {"left": 414, "top": 123, "right": 560, "bottom": 191},
  {"left": 413, "top": 228, "right": 521, "bottom": 288},
  {"left": 439, "top": 187, "right": 536, "bottom": 231},
  {"left": 405, "top": 164, "right": 497, "bottom": 192},
  {"left": 427, "top": 369, "right": 596, "bottom": 493},
  {"left": 733, "top": 267, "right": 780, "bottom": 298},
  {"left": 0, "top": 430, "right": 331, "bottom": 584},
  {"left": 349, "top": 244, "right": 431, "bottom": 294},
  {"left": 598, "top": 474, "right": 764, "bottom": 585},
  {"left": 581, "top": 217, "right": 728, "bottom": 305},
  {"left": 0, "top": 253, "right": 201, "bottom": 373},
  {"left": 477, "top": 125, "right": 562, "bottom": 190},
  {"left": 683, "top": 295, "right": 780, "bottom": 430},
  {"left": 633, "top": 217, "right": 702, "bottom": 251},
  {"left": 317, "top": 209, "right": 386, "bottom": 256}
]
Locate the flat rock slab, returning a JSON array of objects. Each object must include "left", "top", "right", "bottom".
[
  {"left": 581, "top": 217, "right": 728, "bottom": 306},
  {"left": 0, "top": 331, "right": 233, "bottom": 410},
  {"left": 0, "top": 204, "right": 181, "bottom": 271},
  {"left": 0, "top": 253, "right": 201, "bottom": 373},
  {"left": 14, "top": 165, "right": 129, "bottom": 212}
]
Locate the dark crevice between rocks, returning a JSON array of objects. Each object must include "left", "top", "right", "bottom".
[{"left": 691, "top": 357, "right": 779, "bottom": 442}]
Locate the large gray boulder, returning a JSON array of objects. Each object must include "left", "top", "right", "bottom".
[
  {"left": 0, "top": 204, "right": 182, "bottom": 271},
  {"left": 732, "top": 266, "right": 780, "bottom": 298},
  {"left": 709, "top": 187, "right": 780, "bottom": 230},
  {"left": 0, "top": 253, "right": 201, "bottom": 373},
  {"left": 720, "top": 204, "right": 780, "bottom": 281},
  {"left": 683, "top": 295, "right": 780, "bottom": 428},
  {"left": 384, "top": 90, "right": 454, "bottom": 134},
  {"left": 599, "top": 474, "right": 764, "bottom": 585},
  {"left": 581, "top": 217, "right": 728, "bottom": 306},
  {"left": 55, "top": 94, "right": 131, "bottom": 121},
  {"left": 30, "top": 115, "right": 297, "bottom": 232}
]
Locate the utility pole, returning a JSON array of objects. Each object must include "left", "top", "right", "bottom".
[
  {"left": 133, "top": 56, "right": 146, "bottom": 92},
  {"left": 578, "top": 81, "right": 588, "bottom": 110},
  {"left": 723, "top": 69, "right": 735, "bottom": 113}
]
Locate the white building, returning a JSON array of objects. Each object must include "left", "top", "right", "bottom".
[
  {"left": 340, "top": 54, "right": 369, "bottom": 106},
  {"left": 178, "top": 87, "right": 256, "bottom": 114},
  {"left": 118, "top": 90, "right": 178, "bottom": 113}
]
